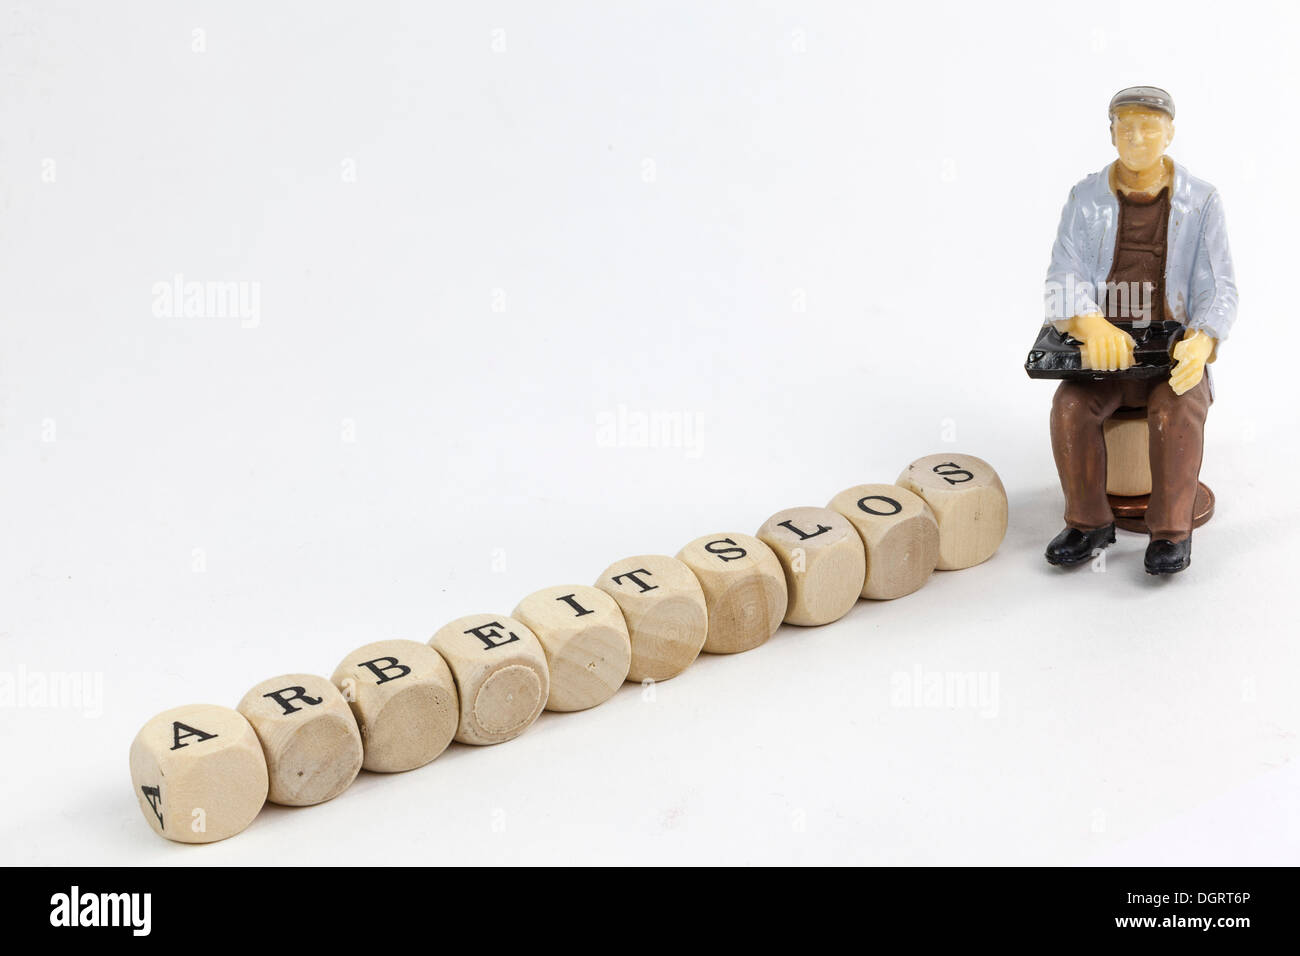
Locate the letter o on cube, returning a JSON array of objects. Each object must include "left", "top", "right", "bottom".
[
  {"left": 129, "top": 704, "right": 268, "bottom": 843},
  {"left": 512, "top": 585, "right": 632, "bottom": 712},
  {"left": 595, "top": 554, "right": 708, "bottom": 682},
  {"left": 676, "top": 532, "right": 787, "bottom": 654},
  {"left": 757, "top": 506, "right": 866, "bottom": 626},
  {"left": 237, "top": 674, "right": 364, "bottom": 807},
  {"left": 828, "top": 484, "right": 939, "bottom": 600},
  {"left": 896, "top": 454, "right": 1008, "bottom": 570},
  {"left": 331, "top": 640, "right": 459, "bottom": 773},
  {"left": 429, "top": 614, "right": 549, "bottom": 746}
]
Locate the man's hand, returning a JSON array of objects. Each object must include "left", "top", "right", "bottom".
[
  {"left": 1067, "top": 312, "right": 1136, "bottom": 371},
  {"left": 1169, "top": 329, "right": 1215, "bottom": 395}
]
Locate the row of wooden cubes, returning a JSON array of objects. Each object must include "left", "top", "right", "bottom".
[{"left": 130, "top": 454, "right": 1008, "bottom": 842}]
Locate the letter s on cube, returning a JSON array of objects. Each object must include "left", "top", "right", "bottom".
[{"left": 896, "top": 454, "right": 1008, "bottom": 570}]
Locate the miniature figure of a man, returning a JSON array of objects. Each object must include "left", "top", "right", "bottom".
[{"left": 1043, "top": 86, "right": 1237, "bottom": 574}]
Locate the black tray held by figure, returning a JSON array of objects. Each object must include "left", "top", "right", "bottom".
[{"left": 1024, "top": 320, "right": 1185, "bottom": 381}]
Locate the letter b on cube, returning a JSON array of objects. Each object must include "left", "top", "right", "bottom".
[{"left": 332, "top": 640, "right": 459, "bottom": 773}]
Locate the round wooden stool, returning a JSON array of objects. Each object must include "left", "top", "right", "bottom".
[{"left": 1104, "top": 407, "right": 1214, "bottom": 534}]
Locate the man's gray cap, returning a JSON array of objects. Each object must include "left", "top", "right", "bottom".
[{"left": 1109, "top": 86, "right": 1175, "bottom": 120}]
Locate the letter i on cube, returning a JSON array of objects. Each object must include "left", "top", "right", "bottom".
[{"left": 512, "top": 585, "right": 632, "bottom": 712}]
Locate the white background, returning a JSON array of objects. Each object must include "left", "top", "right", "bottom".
[{"left": 2, "top": 0, "right": 1298, "bottom": 865}]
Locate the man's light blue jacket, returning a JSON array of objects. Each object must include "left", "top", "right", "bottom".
[{"left": 1044, "top": 160, "right": 1237, "bottom": 344}]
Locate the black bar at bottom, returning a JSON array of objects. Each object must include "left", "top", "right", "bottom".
[{"left": 6, "top": 865, "right": 1289, "bottom": 942}]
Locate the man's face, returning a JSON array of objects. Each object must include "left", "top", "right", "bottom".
[{"left": 1110, "top": 106, "right": 1174, "bottom": 173}]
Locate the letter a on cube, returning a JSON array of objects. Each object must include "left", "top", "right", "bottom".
[{"left": 129, "top": 704, "right": 268, "bottom": 843}]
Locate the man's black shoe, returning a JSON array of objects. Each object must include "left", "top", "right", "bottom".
[
  {"left": 1145, "top": 537, "right": 1192, "bottom": 575},
  {"left": 1045, "top": 523, "right": 1116, "bottom": 567}
]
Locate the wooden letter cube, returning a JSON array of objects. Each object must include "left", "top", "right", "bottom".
[
  {"left": 429, "top": 614, "right": 549, "bottom": 745},
  {"left": 594, "top": 554, "right": 707, "bottom": 682},
  {"left": 896, "top": 453, "right": 1009, "bottom": 570},
  {"left": 757, "top": 506, "right": 866, "bottom": 626},
  {"left": 237, "top": 674, "right": 364, "bottom": 807},
  {"left": 676, "top": 532, "right": 787, "bottom": 654},
  {"left": 828, "top": 484, "right": 939, "bottom": 600},
  {"left": 512, "top": 585, "right": 632, "bottom": 712},
  {"left": 331, "top": 640, "right": 460, "bottom": 773},
  {"left": 129, "top": 704, "right": 268, "bottom": 843}
]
